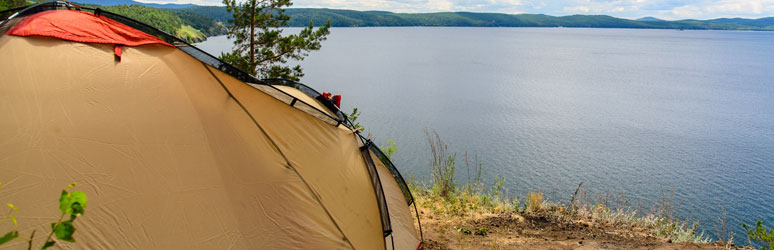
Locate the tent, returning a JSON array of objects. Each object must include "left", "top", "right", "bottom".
[{"left": 0, "top": 2, "right": 422, "bottom": 249}]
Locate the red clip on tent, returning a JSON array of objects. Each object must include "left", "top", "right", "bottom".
[{"left": 0, "top": 2, "right": 421, "bottom": 249}]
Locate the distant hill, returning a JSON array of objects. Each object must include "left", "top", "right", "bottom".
[
  {"left": 6, "top": 3, "right": 774, "bottom": 34},
  {"left": 272, "top": 9, "right": 774, "bottom": 31},
  {"left": 73, "top": 0, "right": 197, "bottom": 9},
  {"left": 179, "top": 6, "right": 232, "bottom": 22},
  {"left": 173, "top": 7, "right": 774, "bottom": 31},
  {"left": 636, "top": 16, "right": 664, "bottom": 22}
]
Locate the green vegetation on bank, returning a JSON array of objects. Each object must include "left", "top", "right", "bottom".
[
  {"left": 0, "top": 2, "right": 226, "bottom": 43},
  {"left": 743, "top": 220, "right": 774, "bottom": 250},
  {"left": 403, "top": 129, "right": 774, "bottom": 248},
  {"left": 82, "top": 4, "right": 225, "bottom": 43},
  {"left": 0, "top": 0, "right": 37, "bottom": 11},
  {"left": 5, "top": 3, "right": 773, "bottom": 44}
]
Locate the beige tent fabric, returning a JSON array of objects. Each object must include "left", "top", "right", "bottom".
[
  {"left": 373, "top": 153, "right": 421, "bottom": 250},
  {"left": 206, "top": 66, "right": 387, "bottom": 250},
  {"left": 273, "top": 85, "right": 338, "bottom": 117},
  {"left": 0, "top": 35, "right": 358, "bottom": 249}
]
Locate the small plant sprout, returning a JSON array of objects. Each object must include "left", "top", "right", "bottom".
[
  {"left": 42, "top": 182, "right": 88, "bottom": 249},
  {"left": 380, "top": 140, "right": 397, "bottom": 159},
  {"left": 0, "top": 182, "right": 19, "bottom": 246},
  {"left": 347, "top": 108, "right": 365, "bottom": 132}
]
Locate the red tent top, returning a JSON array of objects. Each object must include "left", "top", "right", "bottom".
[{"left": 6, "top": 10, "right": 173, "bottom": 47}]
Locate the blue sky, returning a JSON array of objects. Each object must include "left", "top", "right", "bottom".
[{"left": 135, "top": 0, "right": 774, "bottom": 20}]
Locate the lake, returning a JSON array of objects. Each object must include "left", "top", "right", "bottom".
[{"left": 197, "top": 27, "right": 774, "bottom": 241}]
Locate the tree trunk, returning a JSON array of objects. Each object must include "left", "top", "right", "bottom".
[{"left": 249, "top": 0, "right": 256, "bottom": 75}]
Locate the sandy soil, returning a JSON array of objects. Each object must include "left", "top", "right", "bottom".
[{"left": 416, "top": 207, "right": 740, "bottom": 250}]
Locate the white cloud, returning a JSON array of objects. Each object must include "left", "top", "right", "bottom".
[
  {"left": 656, "top": 0, "right": 774, "bottom": 19},
  {"left": 134, "top": 0, "right": 223, "bottom": 5},
  {"left": 563, "top": 6, "right": 590, "bottom": 13}
]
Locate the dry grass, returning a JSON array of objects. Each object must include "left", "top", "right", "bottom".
[
  {"left": 527, "top": 192, "right": 543, "bottom": 212},
  {"left": 414, "top": 130, "right": 731, "bottom": 248}
]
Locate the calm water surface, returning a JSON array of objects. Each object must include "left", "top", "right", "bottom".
[{"left": 198, "top": 28, "right": 774, "bottom": 241}]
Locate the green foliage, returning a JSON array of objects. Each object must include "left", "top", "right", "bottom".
[
  {"left": 171, "top": 8, "right": 227, "bottom": 37},
  {"left": 455, "top": 226, "right": 472, "bottom": 235},
  {"left": 51, "top": 221, "right": 75, "bottom": 243},
  {"left": 220, "top": 0, "right": 331, "bottom": 80},
  {"left": 59, "top": 188, "right": 88, "bottom": 217},
  {"left": 346, "top": 108, "right": 364, "bottom": 132},
  {"left": 0, "top": 0, "right": 29, "bottom": 12},
  {"left": 96, "top": 5, "right": 184, "bottom": 34},
  {"left": 45, "top": 182, "right": 88, "bottom": 248},
  {"left": 0, "top": 181, "right": 88, "bottom": 249},
  {"left": 81, "top": 4, "right": 224, "bottom": 43},
  {"left": 0, "top": 231, "right": 18, "bottom": 246},
  {"left": 379, "top": 140, "right": 397, "bottom": 159},
  {"left": 475, "top": 227, "right": 488, "bottom": 236},
  {"left": 743, "top": 220, "right": 774, "bottom": 250},
  {"left": 278, "top": 9, "right": 774, "bottom": 30},
  {"left": 0, "top": 182, "right": 20, "bottom": 247},
  {"left": 180, "top": 6, "right": 232, "bottom": 23}
]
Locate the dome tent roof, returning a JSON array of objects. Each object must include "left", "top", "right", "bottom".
[{"left": 0, "top": 2, "right": 421, "bottom": 249}]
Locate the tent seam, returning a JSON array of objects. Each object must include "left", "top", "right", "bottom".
[{"left": 200, "top": 62, "right": 356, "bottom": 250}]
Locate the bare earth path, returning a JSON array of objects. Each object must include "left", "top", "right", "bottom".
[{"left": 417, "top": 207, "right": 738, "bottom": 250}]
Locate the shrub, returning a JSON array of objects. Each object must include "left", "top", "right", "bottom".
[{"left": 743, "top": 220, "right": 774, "bottom": 250}]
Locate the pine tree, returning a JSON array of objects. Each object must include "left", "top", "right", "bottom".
[{"left": 221, "top": 0, "right": 330, "bottom": 81}]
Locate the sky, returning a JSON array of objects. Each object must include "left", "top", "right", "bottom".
[{"left": 135, "top": 0, "right": 774, "bottom": 20}]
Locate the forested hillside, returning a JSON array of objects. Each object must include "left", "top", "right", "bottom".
[
  {"left": 176, "top": 7, "right": 774, "bottom": 31},
  {"left": 81, "top": 4, "right": 225, "bottom": 43},
  {"left": 0, "top": 2, "right": 225, "bottom": 43},
  {"left": 4, "top": 3, "right": 774, "bottom": 37},
  {"left": 279, "top": 8, "right": 774, "bottom": 30},
  {"left": 74, "top": 0, "right": 195, "bottom": 8}
]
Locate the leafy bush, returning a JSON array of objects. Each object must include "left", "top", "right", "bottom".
[{"left": 743, "top": 220, "right": 774, "bottom": 250}]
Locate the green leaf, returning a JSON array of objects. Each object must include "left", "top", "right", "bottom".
[
  {"left": 58, "top": 189, "right": 87, "bottom": 216},
  {"left": 68, "top": 192, "right": 87, "bottom": 216},
  {"left": 59, "top": 190, "right": 70, "bottom": 214},
  {"left": 51, "top": 221, "right": 75, "bottom": 242},
  {"left": 0, "top": 231, "right": 19, "bottom": 245},
  {"left": 42, "top": 240, "right": 55, "bottom": 249}
]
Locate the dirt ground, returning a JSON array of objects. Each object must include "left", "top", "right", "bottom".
[{"left": 417, "top": 207, "right": 739, "bottom": 250}]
